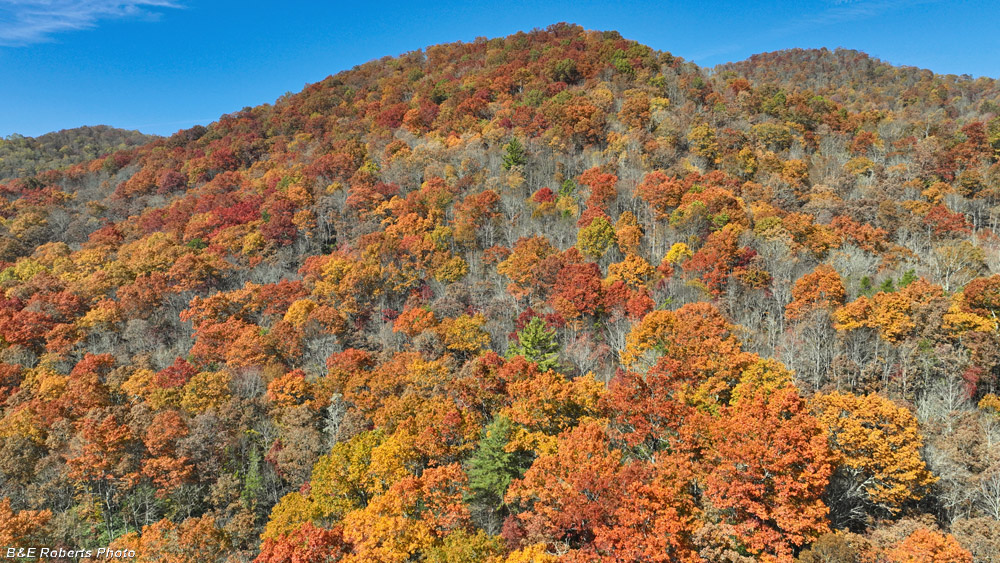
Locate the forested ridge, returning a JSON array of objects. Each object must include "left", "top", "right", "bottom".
[
  {"left": 0, "top": 126, "right": 159, "bottom": 181},
  {"left": 0, "top": 23, "right": 999, "bottom": 562}
]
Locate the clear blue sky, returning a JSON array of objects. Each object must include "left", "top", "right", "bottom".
[{"left": 1, "top": 0, "right": 998, "bottom": 138}]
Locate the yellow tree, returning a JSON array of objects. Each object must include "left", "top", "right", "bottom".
[
  {"left": 606, "top": 253, "right": 657, "bottom": 289},
  {"left": 436, "top": 314, "right": 490, "bottom": 356},
  {"left": 834, "top": 291, "right": 916, "bottom": 343},
  {"left": 577, "top": 216, "right": 616, "bottom": 260},
  {"left": 341, "top": 463, "right": 472, "bottom": 563},
  {"left": 262, "top": 431, "right": 382, "bottom": 540},
  {"left": 811, "top": 392, "right": 936, "bottom": 528}
]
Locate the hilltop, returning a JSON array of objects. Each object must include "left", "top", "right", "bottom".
[{"left": 0, "top": 23, "right": 998, "bottom": 562}]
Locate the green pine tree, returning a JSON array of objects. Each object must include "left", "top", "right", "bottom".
[
  {"left": 898, "top": 269, "right": 917, "bottom": 288},
  {"left": 241, "top": 446, "right": 263, "bottom": 510},
  {"left": 466, "top": 416, "right": 533, "bottom": 511},
  {"left": 859, "top": 276, "right": 874, "bottom": 296},
  {"left": 501, "top": 137, "right": 527, "bottom": 170},
  {"left": 507, "top": 316, "right": 560, "bottom": 371}
]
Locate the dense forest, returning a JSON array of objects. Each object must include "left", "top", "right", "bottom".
[
  {"left": 1, "top": 23, "right": 999, "bottom": 562},
  {"left": 0, "top": 126, "right": 158, "bottom": 181}
]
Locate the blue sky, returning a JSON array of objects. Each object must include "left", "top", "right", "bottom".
[{"left": 1, "top": 0, "right": 998, "bottom": 138}]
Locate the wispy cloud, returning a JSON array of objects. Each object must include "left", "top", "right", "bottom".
[
  {"left": 766, "top": 0, "right": 939, "bottom": 39},
  {"left": 688, "top": 42, "right": 745, "bottom": 63},
  {"left": 0, "top": 1, "right": 181, "bottom": 46}
]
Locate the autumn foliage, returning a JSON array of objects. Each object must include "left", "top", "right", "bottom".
[{"left": 0, "top": 22, "right": 995, "bottom": 562}]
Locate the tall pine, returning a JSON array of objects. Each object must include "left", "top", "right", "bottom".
[
  {"left": 501, "top": 137, "right": 527, "bottom": 170},
  {"left": 467, "top": 416, "right": 533, "bottom": 512},
  {"left": 507, "top": 316, "right": 560, "bottom": 371}
]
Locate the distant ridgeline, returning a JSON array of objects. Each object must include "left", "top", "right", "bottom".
[{"left": 0, "top": 126, "right": 159, "bottom": 180}]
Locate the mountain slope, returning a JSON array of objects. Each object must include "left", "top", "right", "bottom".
[{"left": 0, "top": 23, "right": 998, "bottom": 562}]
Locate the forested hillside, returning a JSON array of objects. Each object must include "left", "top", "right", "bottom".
[
  {"left": 0, "top": 126, "right": 158, "bottom": 180},
  {"left": 0, "top": 23, "right": 999, "bottom": 562}
]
